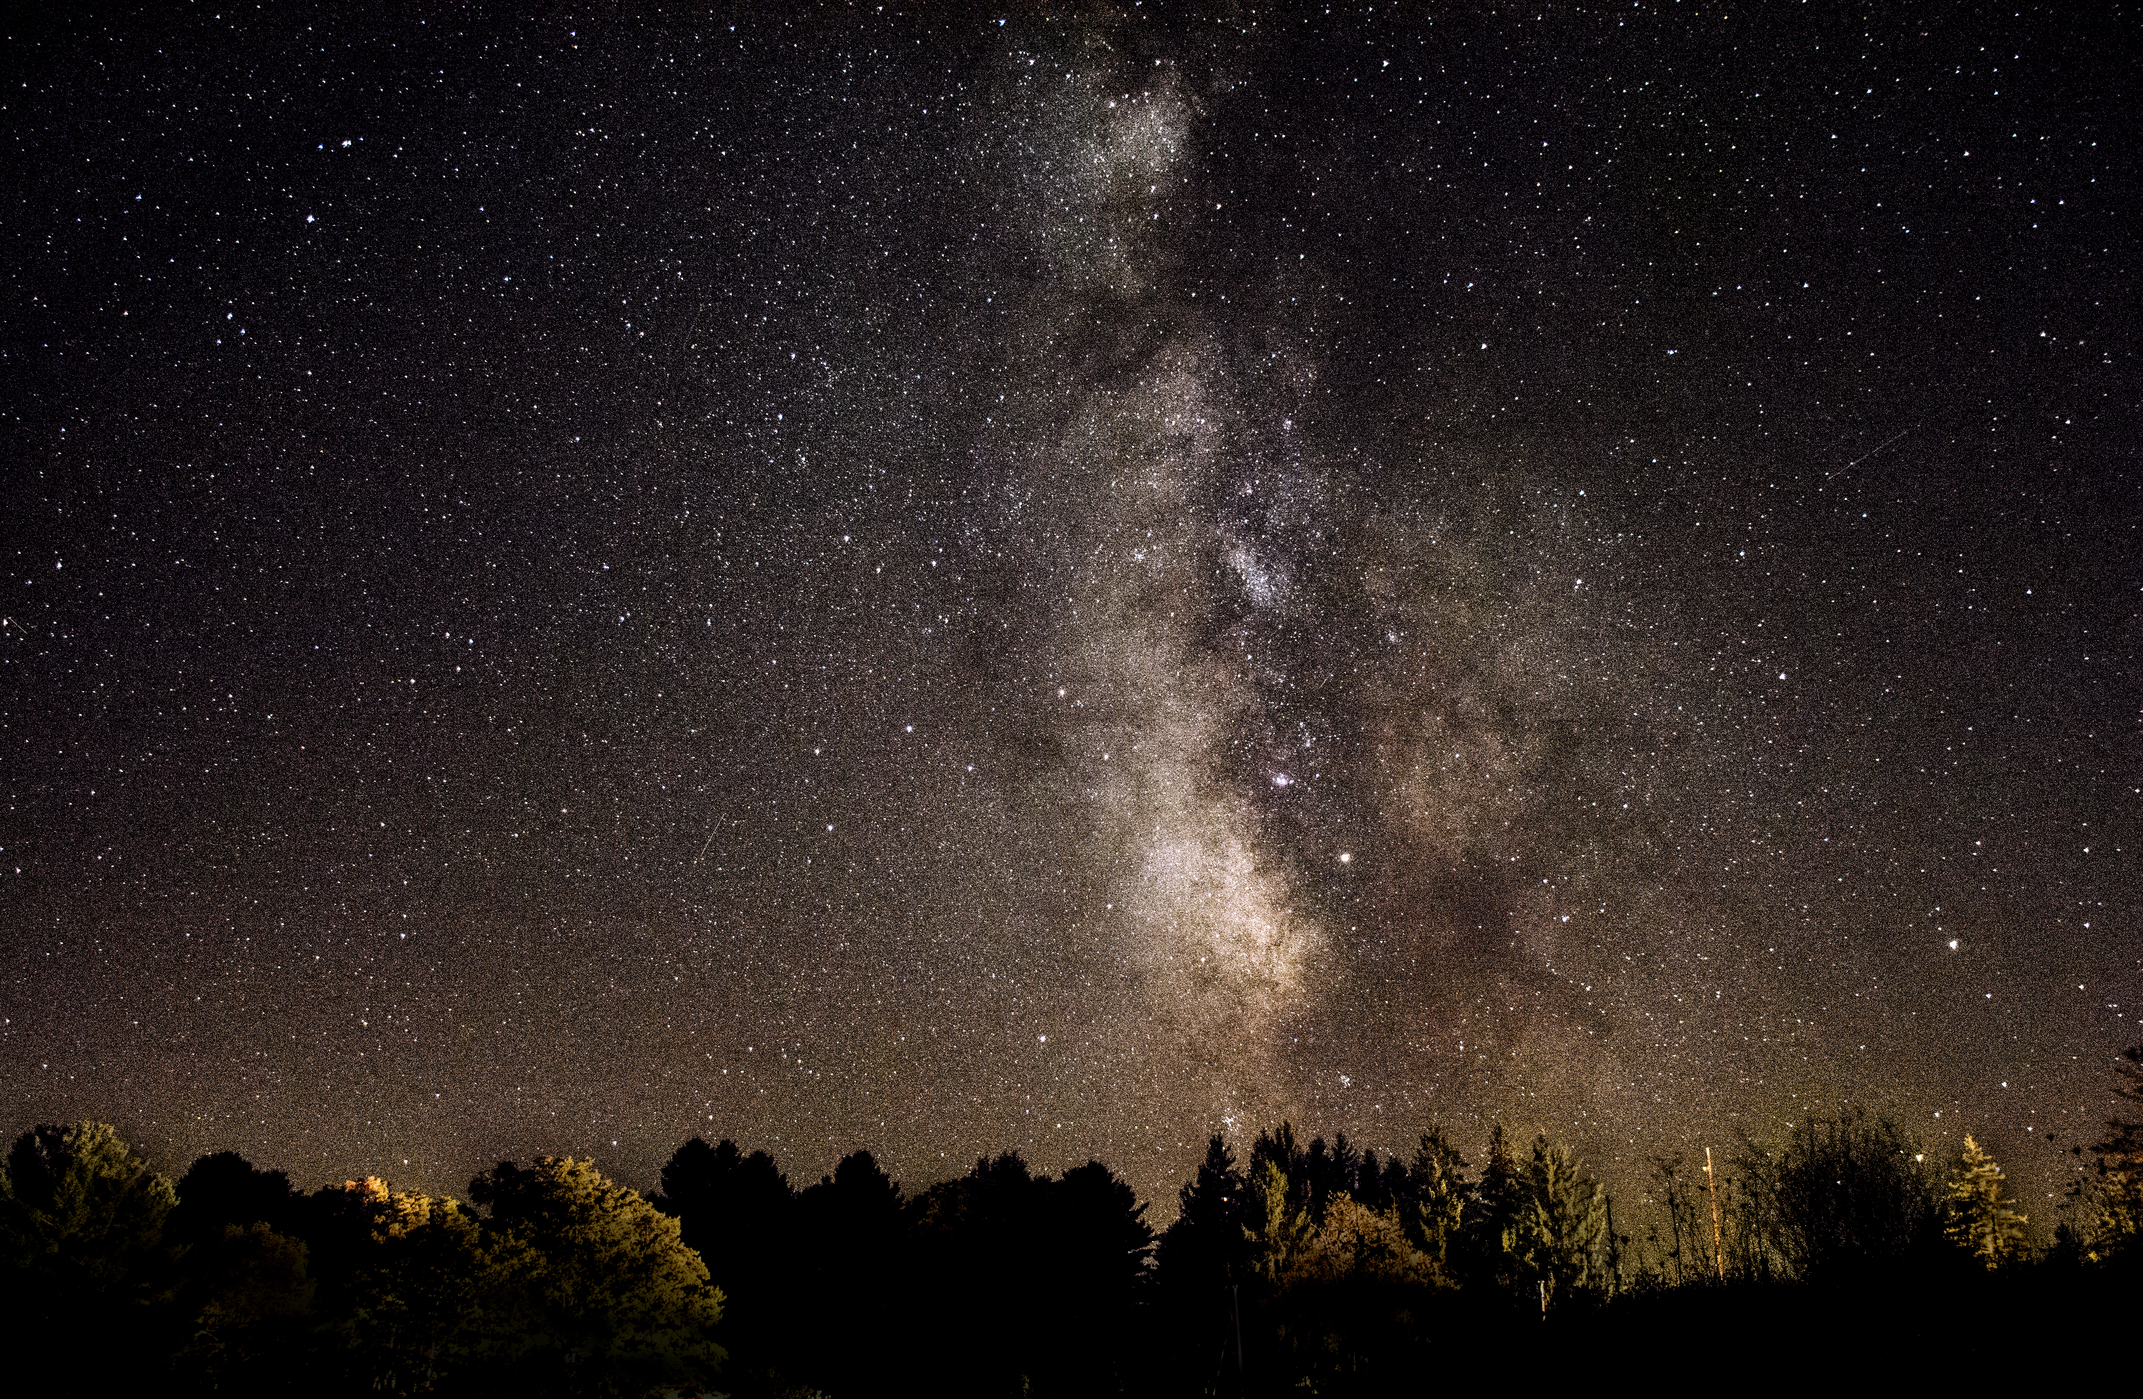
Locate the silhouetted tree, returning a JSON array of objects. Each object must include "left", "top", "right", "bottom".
[
  {"left": 172, "top": 1150, "right": 300, "bottom": 1244},
  {"left": 652, "top": 1136, "right": 792, "bottom": 1286},
  {"left": 1247, "top": 1124, "right": 1307, "bottom": 1193},
  {"left": 1355, "top": 1147, "right": 1387, "bottom": 1211},
  {"left": 1732, "top": 1111, "right": 1940, "bottom": 1282},
  {"left": 1153, "top": 1135, "right": 1254, "bottom": 1395},
  {"left": 166, "top": 1147, "right": 312, "bottom": 1389},
  {"left": 894, "top": 1150, "right": 1159, "bottom": 1394},
  {"left": 786, "top": 1149, "right": 905, "bottom": 1392},
  {"left": 1044, "top": 1160, "right": 1155, "bottom": 1393},
  {"left": 172, "top": 1219, "right": 316, "bottom": 1391},
  {"left": 1302, "top": 1132, "right": 1360, "bottom": 1224},
  {"left": 906, "top": 1151, "right": 1050, "bottom": 1393},
  {"left": 1156, "top": 1134, "right": 1252, "bottom": 1290},
  {"left": 1459, "top": 1124, "right": 1525, "bottom": 1292},
  {"left": 1644, "top": 1152, "right": 1712, "bottom": 1285},
  {"left": 2067, "top": 1043, "right": 2143, "bottom": 1269}
]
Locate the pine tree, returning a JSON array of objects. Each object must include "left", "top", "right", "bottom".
[
  {"left": 1459, "top": 1124, "right": 1524, "bottom": 1291},
  {"left": 1354, "top": 1148, "right": 1390, "bottom": 1213},
  {"left": 1244, "top": 1157, "right": 1313, "bottom": 1285},
  {"left": 1246, "top": 1123, "right": 1308, "bottom": 1217},
  {"left": 2082, "top": 1045, "right": 2143, "bottom": 1265},
  {"left": 1518, "top": 1133, "right": 1609, "bottom": 1302},
  {"left": 1403, "top": 1126, "right": 1471, "bottom": 1270},
  {"left": 1155, "top": 1134, "right": 1251, "bottom": 1289},
  {"left": 1944, "top": 1135, "right": 2028, "bottom": 1268}
]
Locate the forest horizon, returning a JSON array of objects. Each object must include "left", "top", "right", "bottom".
[{"left": 4, "top": 1056, "right": 2137, "bottom": 1394}]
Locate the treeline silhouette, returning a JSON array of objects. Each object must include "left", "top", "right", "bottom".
[{"left": 3, "top": 1048, "right": 2137, "bottom": 1396}]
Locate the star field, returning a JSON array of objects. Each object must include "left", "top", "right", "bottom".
[{"left": 3, "top": 4, "right": 2137, "bottom": 1221}]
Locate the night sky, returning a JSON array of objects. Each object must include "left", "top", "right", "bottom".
[{"left": 5, "top": 4, "right": 2138, "bottom": 1224}]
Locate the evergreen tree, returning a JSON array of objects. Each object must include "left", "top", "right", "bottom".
[
  {"left": 1155, "top": 1134, "right": 1251, "bottom": 1290},
  {"left": 786, "top": 1150, "right": 904, "bottom": 1393},
  {"left": 2068, "top": 1044, "right": 2143, "bottom": 1268},
  {"left": 1403, "top": 1126, "right": 1471, "bottom": 1270},
  {"left": 1043, "top": 1160, "right": 1155, "bottom": 1393},
  {"left": 1247, "top": 1123, "right": 1309, "bottom": 1218},
  {"left": 905, "top": 1151, "right": 1041, "bottom": 1392},
  {"left": 1355, "top": 1147, "right": 1389, "bottom": 1212},
  {"left": 1153, "top": 1135, "right": 1253, "bottom": 1396},
  {"left": 1517, "top": 1133, "right": 1610, "bottom": 1303},
  {"left": 1245, "top": 1157, "right": 1314, "bottom": 1285},
  {"left": 650, "top": 1134, "right": 790, "bottom": 1341},
  {"left": 1459, "top": 1123, "right": 1524, "bottom": 1291},
  {"left": 1302, "top": 1132, "right": 1360, "bottom": 1224},
  {"left": 1944, "top": 1135, "right": 2028, "bottom": 1269}
]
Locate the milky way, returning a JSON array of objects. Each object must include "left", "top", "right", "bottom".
[{"left": 5, "top": 6, "right": 2137, "bottom": 1222}]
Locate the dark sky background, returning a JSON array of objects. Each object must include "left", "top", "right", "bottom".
[{"left": 4, "top": 3, "right": 2138, "bottom": 1226}]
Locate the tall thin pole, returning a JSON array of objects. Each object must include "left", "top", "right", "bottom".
[
  {"left": 1704, "top": 1147, "right": 1725, "bottom": 1281},
  {"left": 1230, "top": 1283, "right": 1244, "bottom": 1393}
]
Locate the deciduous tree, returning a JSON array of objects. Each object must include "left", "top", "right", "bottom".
[
  {"left": 470, "top": 1156, "right": 727, "bottom": 1396},
  {"left": 0, "top": 1121, "right": 178, "bottom": 1381},
  {"left": 0, "top": 1121, "right": 175, "bottom": 1314}
]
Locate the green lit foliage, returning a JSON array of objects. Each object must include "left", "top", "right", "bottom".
[
  {"left": 1245, "top": 1156, "right": 1316, "bottom": 1285},
  {"left": 0, "top": 1121, "right": 178, "bottom": 1384},
  {"left": 467, "top": 1156, "right": 727, "bottom": 1396},
  {"left": 1402, "top": 1126, "right": 1471, "bottom": 1272},
  {"left": 1943, "top": 1135, "right": 2029, "bottom": 1269},
  {"left": 1516, "top": 1133, "right": 1610, "bottom": 1303},
  {"left": 1447, "top": 1127, "right": 1611, "bottom": 1302},
  {"left": 304, "top": 1162, "right": 726, "bottom": 1397},
  {"left": 0, "top": 1121, "right": 176, "bottom": 1317}
]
